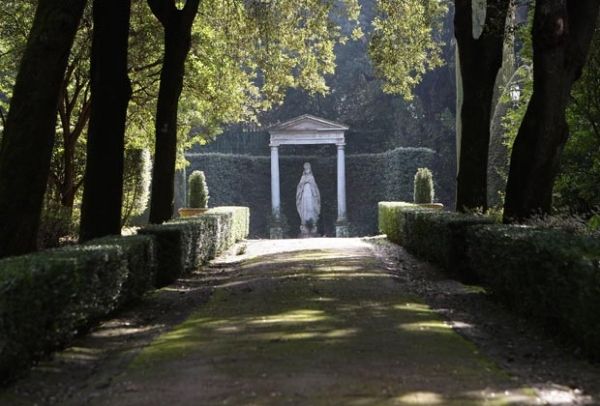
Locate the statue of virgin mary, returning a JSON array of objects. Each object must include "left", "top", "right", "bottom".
[{"left": 296, "top": 162, "right": 321, "bottom": 236}]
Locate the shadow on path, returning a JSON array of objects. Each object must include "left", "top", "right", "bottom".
[{"left": 93, "top": 239, "right": 534, "bottom": 405}]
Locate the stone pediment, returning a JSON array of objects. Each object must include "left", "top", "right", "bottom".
[{"left": 270, "top": 114, "right": 349, "bottom": 132}]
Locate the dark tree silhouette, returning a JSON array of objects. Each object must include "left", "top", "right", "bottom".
[
  {"left": 79, "top": 0, "right": 132, "bottom": 241},
  {"left": 148, "top": 0, "right": 201, "bottom": 224},
  {"left": 504, "top": 0, "right": 600, "bottom": 221},
  {"left": 454, "top": 0, "right": 511, "bottom": 212},
  {"left": 0, "top": 0, "right": 86, "bottom": 258}
]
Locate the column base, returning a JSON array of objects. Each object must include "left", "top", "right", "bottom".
[
  {"left": 336, "top": 221, "right": 350, "bottom": 238},
  {"left": 270, "top": 226, "right": 284, "bottom": 239}
]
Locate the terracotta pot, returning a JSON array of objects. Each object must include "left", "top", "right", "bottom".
[{"left": 178, "top": 207, "right": 208, "bottom": 218}]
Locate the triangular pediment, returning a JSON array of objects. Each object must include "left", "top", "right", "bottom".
[{"left": 270, "top": 114, "right": 349, "bottom": 132}]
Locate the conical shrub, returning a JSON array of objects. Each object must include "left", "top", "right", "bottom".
[
  {"left": 413, "top": 167, "right": 434, "bottom": 204},
  {"left": 188, "top": 170, "right": 209, "bottom": 208}
]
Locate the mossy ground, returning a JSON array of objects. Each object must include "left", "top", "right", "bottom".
[{"left": 96, "top": 239, "right": 534, "bottom": 405}]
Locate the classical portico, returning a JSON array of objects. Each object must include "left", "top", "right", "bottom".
[{"left": 268, "top": 114, "right": 349, "bottom": 238}]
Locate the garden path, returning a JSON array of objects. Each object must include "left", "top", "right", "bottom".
[{"left": 4, "top": 238, "right": 599, "bottom": 405}]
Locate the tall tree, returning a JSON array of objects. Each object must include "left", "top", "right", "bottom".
[
  {"left": 79, "top": 0, "right": 132, "bottom": 241},
  {"left": 147, "top": 0, "right": 201, "bottom": 224},
  {"left": 0, "top": 0, "right": 86, "bottom": 257},
  {"left": 454, "top": 0, "right": 511, "bottom": 212},
  {"left": 504, "top": 0, "right": 600, "bottom": 221}
]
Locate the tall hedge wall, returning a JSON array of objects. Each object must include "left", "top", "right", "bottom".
[{"left": 183, "top": 147, "right": 435, "bottom": 237}]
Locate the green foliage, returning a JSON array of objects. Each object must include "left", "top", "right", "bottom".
[
  {"left": 467, "top": 225, "right": 600, "bottom": 359},
  {"left": 369, "top": 0, "right": 447, "bottom": 99},
  {"left": 188, "top": 170, "right": 208, "bottom": 209},
  {"left": 141, "top": 206, "right": 250, "bottom": 285},
  {"left": 85, "top": 235, "right": 157, "bottom": 307},
  {"left": 122, "top": 149, "right": 152, "bottom": 224},
  {"left": 413, "top": 167, "right": 434, "bottom": 204},
  {"left": 184, "top": 147, "right": 434, "bottom": 238},
  {"left": 377, "top": 202, "right": 420, "bottom": 244},
  {"left": 403, "top": 210, "right": 495, "bottom": 282},
  {"left": 138, "top": 226, "right": 184, "bottom": 287},
  {"left": 0, "top": 233, "right": 161, "bottom": 381},
  {"left": 554, "top": 16, "right": 600, "bottom": 213}
]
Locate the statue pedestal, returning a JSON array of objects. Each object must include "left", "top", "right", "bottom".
[
  {"left": 336, "top": 221, "right": 350, "bottom": 238},
  {"left": 299, "top": 225, "right": 319, "bottom": 238},
  {"left": 270, "top": 225, "right": 283, "bottom": 239}
]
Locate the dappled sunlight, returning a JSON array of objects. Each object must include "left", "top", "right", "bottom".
[
  {"left": 398, "top": 321, "right": 453, "bottom": 334},
  {"left": 249, "top": 309, "right": 330, "bottom": 325},
  {"left": 122, "top": 241, "right": 541, "bottom": 404},
  {"left": 396, "top": 391, "right": 444, "bottom": 404}
]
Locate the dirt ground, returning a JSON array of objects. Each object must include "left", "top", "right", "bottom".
[{"left": 1, "top": 238, "right": 600, "bottom": 405}]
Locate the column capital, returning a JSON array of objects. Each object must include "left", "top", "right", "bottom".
[
  {"left": 336, "top": 143, "right": 346, "bottom": 149},
  {"left": 270, "top": 144, "right": 280, "bottom": 149}
]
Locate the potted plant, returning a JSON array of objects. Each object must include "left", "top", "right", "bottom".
[
  {"left": 414, "top": 167, "right": 443, "bottom": 209},
  {"left": 179, "top": 170, "right": 209, "bottom": 217}
]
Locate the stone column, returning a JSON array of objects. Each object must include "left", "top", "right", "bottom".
[
  {"left": 270, "top": 145, "right": 283, "bottom": 239},
  {"left": 336, "top": 143, "right": 349, "bottom": 237}
]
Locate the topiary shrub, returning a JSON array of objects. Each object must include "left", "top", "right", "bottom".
[
  {"left": 188, "top": 170, "right": 209, "bottom": 209},
  {"left": 413, "top": 167, "right": 435, "bottom": 204}
]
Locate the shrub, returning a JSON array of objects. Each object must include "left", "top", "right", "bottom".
[
  {"left": 188, "top": 170, "right": 209, "bottom": 209},
  {"left": 84, "top": 235, "right": 157, "bottom": 306},
  {"left": 378, "top": 202, "right": 421, "bottom": 244},
  {"left": 413, "top": 167, "right": 435, "bottom": 204},
  {"left": 138, "top": 226, "right": 185, "bottom": 287},
  {"left": 141, "top": 206, "right": 250, "bottom": 283},
  {"left": 467, "top": 225, "right": 600, "bottom": 359},
  {"left": 403, "top": 210, "right": 495, "bottom": 282},
  {"left": 0, "top": 244, "right": 127, "bottom": 382}
]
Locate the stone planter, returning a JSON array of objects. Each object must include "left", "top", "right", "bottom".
[{"left": 178, "top": 208, "right": 208, "bottom": 218}]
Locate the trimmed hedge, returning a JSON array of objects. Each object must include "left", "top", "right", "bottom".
[
  {"left": 467, "top": 225, "right": 600, "bottom": 358},
  {"left": 140, "top": 206, "right": 250, "bottom": 286},
  {"left": 0, "top": 244, "right": 127, "bottom": 382},
  {"left": 0, "top": 206, "right": 249, "bottom": 382},
  {"left": 378, "top": 202, "right": 420, "bottom": 245},
  {"left": 184, "top": 148, "right": 435, "bottom": 237},
  {"left": 404, "top": 211, "right": 495, "bottom": 282},
  {"left": 379, "top": 204, "right": 600, "bottom": 359},
  {"left": 85, "top": 235, "right": 157, "bottom": 305}
]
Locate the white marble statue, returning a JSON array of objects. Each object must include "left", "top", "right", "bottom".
[{"left": 296, "top": 162, "right": 321, "bottom": 236}]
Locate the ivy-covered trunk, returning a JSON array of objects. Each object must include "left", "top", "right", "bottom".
[
  {"left": 148, "top": 0, "right": 200, "bottom": 225},
  {"left": 79, "top": 0, "right": 132, "bottom": 241},
  {"left": 0, "top": 0, "right": 86, "bottom": 258},
  {"left": 454, "top": 0, "right": 511, "bottom": 212},
  {"left": 504, "top": 0, "right": 600, "bottom": 221}
]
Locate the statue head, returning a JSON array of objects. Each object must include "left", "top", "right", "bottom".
[{"left": 303, "top": 162, "right": 312, "bottom": 175}]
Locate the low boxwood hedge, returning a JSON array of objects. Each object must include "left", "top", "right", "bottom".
[
  {"left": 404, "top": 211, "right": 495, "bottom": 282},
  {"left": 85, "top": 235, "right": 157, "bottom": 306},
  {"left": 0, "top": 244, "right": 128, "bottom": 382},
  {"left": 467, "top": 225, "right": 600, "bottom": 358},
  {"left": 0, "top": 206, "right": 250, "bottom": 382},
  {"left": 378, "top": 202, "right": 419, "bottom": 244},
  {"left": 138, "top": 226, "right": 185, "bottom": 287},
  {"left": 140, "top": 206, "right": 250, "bottom": 286}
]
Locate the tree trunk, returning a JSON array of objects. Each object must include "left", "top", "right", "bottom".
[
  {"left": 504, "top": 0, "right": 600, "bottom": 221},
  {"left": 147, "top": 0, "right": 200, "bottom": 225},
  {"left": 454, "top": 0, "right": 511, "bottom": 212},
  {"left": 79, "top": 0, "right": 132, "bottom": 241},
  {"left": 0, "top": 0, "right": 86, "bottom": 258}
]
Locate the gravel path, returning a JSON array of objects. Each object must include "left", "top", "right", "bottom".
[{"left": 2, "top": 238, "right": 599, "bottom": 405}]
